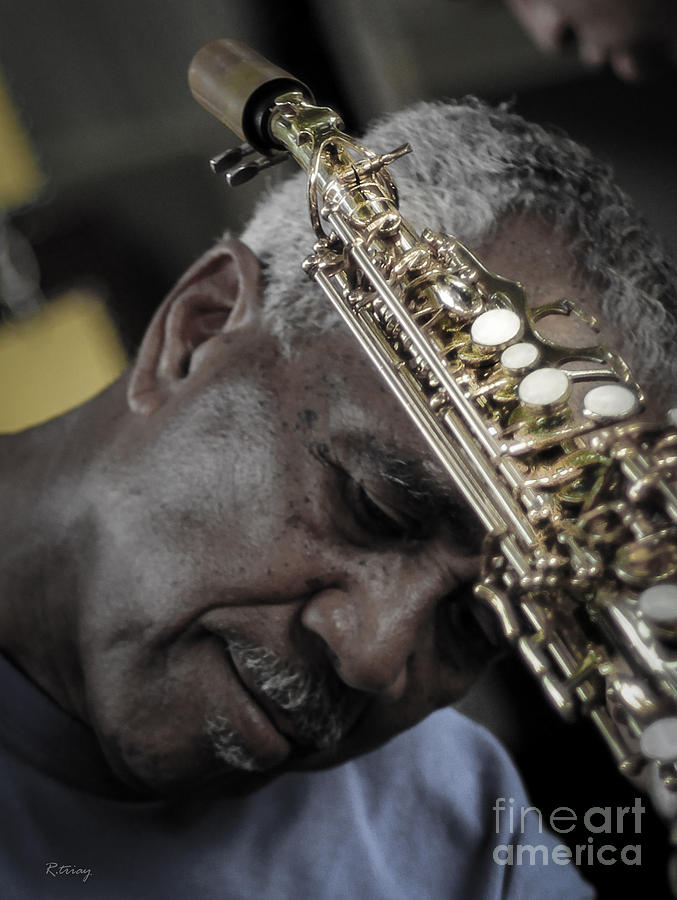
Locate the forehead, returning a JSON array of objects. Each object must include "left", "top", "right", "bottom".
[
  {"left": 275, "top": 216, "right": 591, "bottom": 465},
  {"left": 274, "top": 334, "right": 476, "bottom": 532},
  {"left": 283, "top": 332, "right": 434, "bottom": 461},
  {"left": 477, "top": 215, "right": 587, "bottom": 304}
]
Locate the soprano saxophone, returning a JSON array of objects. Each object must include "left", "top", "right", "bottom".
[{"left": 188, "top": 40, "right": 677, "bottom": 802}]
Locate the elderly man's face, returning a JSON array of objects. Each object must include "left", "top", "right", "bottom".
[
  {"left": 73, "top": 217, "right": 600, "bottom": 796},
  {"left": 506, "top": 0, "right": 677, "bottom": 79},
  {"left": 77, "top": 326, "right": 491, "bottom": 794}
]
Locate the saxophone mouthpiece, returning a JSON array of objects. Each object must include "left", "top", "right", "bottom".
[{"left": 188, "top": 38, "right": 313, "bottom": 154}]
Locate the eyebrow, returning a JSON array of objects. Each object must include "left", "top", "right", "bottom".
[
  {"left": 347, "top": 436, "right": 450, "bottom": 495},
  {"left": 373, "top": 455, "right": 448, "bottom": 509}
]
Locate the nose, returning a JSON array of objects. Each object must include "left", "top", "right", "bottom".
[{"left": 300, "top": 577, "right": 437, "bottom": 701}]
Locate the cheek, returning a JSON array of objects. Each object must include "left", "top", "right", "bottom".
[{"left": 83, "top": 635, "right": 247, "bottom": 792}]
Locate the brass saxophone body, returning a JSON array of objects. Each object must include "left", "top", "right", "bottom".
[{"left": 189, "top": 40, "right": 677, "bottom": 794}]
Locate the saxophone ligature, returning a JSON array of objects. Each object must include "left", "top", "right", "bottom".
[{"left": 188, "top": 39, "right": 677, "bottom": 809}]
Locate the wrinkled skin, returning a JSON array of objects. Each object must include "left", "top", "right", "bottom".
[
  {"left": 78, "top": 332, "right": 491, "bottom": 793},
  {"left": 0, "top": 218, "right": 604, "bottom": 796},
  {"left": 506, "top": 0, "right": 677, "bottom": 79}
]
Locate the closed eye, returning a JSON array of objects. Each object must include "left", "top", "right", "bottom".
[
  {"left": 342, "top": 475, "right": 429, "bottom": 543},
  {"left": 313, "top": 442, "right": 442, "bottom": 546}
]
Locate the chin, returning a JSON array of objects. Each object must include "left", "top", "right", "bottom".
[
  {"left": 284, "top": 706, "right": 425, "bottom": 776},
  {"left": 91, "top": 727, "right": 224, "bottom": 798},
  {"left": 95, "top": 717, "right": 305, "bottom": 800}
]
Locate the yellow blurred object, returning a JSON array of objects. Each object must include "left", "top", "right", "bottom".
[
  {"left": 0, "top": 290, "right": 127, "bottom": 432},
  {"left": 0, "top": 68, "right": 43, "bottom": 208}
]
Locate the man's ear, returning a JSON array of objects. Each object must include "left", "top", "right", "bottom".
[{"left": 127, "top": 238, "right": 263, "bottom": 415}]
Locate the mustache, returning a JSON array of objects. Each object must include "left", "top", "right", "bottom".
[{"left": 226, "top": 634, "right": 357, "bottom": 751}]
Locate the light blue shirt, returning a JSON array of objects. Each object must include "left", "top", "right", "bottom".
[{"left": 0, "top": 653, "right": 593, "bottom": 899}]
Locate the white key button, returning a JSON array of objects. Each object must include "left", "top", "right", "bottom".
[
  {"left": 640, "top": 717, "right": 677, "bottom": 763},
  {"left": 500, "top": 341, "right": 540, "bottom": 373},
  {"left": 583, "top": 384, "right": 638, "bottom": 420},
  {"left": 470, "top": 308, "right": 522, "bottom": 349},
  {"left": 639, "top": 584, "right": 677, "bottom": 624},
  {"left": 518, "top": 368, "right": 570, "bottom": 408}
]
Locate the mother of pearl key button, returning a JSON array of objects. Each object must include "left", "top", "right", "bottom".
[
  {"left": 470, "top": 308, "right": 522, "bottom": 349},
  {"left": 639, "top": 716, "right": 677, "bottom": 763},
  {"left": 639, "top": 584, "right": 677, "bottom": 626},
  {"left": 518, "top": 367, "right": 570, "bottom": 408},
  {"left": 500, "top": 341, "right": 540, "bottom": 373},
  {"left": 583, "top": 383, "right": 638, "bottom": 420}
]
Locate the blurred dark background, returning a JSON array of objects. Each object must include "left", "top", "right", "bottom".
[
  {"left": 2, "top": 0, "right": 676, "bottom": 895},
  {"left": 2, "top": 0, "right": 676, "bottom": 349}
]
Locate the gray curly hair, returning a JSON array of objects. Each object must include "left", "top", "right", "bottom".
[{"left": 239, "top": 97, "right": 677, "bottom": 397}]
